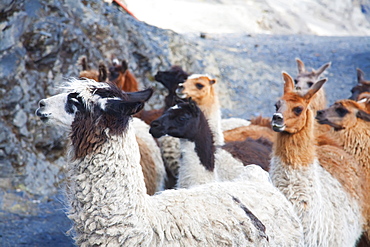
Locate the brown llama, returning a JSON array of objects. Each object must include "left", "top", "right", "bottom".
[
  {"left": 349, "top": 68, "right": 370, "bottom": 100},
  {"left": 316, "top": 98, "right": 370, "bottom": 243},
  {"left": 109, "top": 58, "right": 139, "bottom": 92},
  {"left": 270, "top": 72, "right": 364, "bottom": 246}
]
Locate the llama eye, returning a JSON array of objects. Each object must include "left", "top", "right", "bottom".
[
  {"left": 293, "top": 106, "right": 303, "bottom": 116},
  {"left": 294, "top": 79, "right": 298, "bottom": 84},
  {"left": 196, "top": 83, "right": 204, "bottom": 90},
  {"left": 335, "top": 107, "right": 349, "bottom": 117},
  {"left": 307, "top": 82, "right": 314, "bottom": 87}
]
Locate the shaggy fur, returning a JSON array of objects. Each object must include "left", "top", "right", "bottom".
[
  {"left": 132, "top": 117, "right": 166, "bottom": 193},
  {"left": 349, "top": 68, "right": 370, "bottom": 101},
  {"left": 270, "top": 72, "right": 363, "bottom": 247},
  {"left": 316, "top": 99, "right": 370, "bottom": 239},
  {"left": 36, "top": 78, "right": 304, "bottom": 246}
]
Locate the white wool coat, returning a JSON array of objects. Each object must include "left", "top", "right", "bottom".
[{"left": 270, "top": 156, "right": 363, "bottom": 247}]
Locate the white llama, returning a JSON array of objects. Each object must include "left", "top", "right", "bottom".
[{"left": 35, "top": 78, "right": 304, "bottom": 246}]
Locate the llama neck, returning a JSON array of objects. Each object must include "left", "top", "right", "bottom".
[
  {"left": 177, "top": 139, "right": 215, "bottom": 188},
  {"left": 332, "top": 121, "right": 370, "bottom": 168},
  {"left": 273, "top": 110, "right": 316, "bottom": 168},
  {"left": 199, "top": 94, "right": 224, "bottom": 145},
  {"left": 67, "top": 122, "right": 150, "bottom": 243}
]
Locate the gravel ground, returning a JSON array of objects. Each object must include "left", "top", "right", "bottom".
[{"left": 1, "top": 33, "right": 369, "bottom": 246}]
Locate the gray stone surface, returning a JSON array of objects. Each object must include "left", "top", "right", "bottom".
[{"left": 0, "top": 0, "right": 369, "bottom": 246}]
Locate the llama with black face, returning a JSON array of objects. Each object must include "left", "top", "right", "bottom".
[
  {"left": 35, "top": 78, "right": 304, "bottom": 246},
  {"left": 149, "top": 99, "right": 303, "bottom": 246},
  {"left": 150, "top": 99, "right": 271, "bottom": 187}
]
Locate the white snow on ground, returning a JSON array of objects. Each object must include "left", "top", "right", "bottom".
[{"left": 124, "top": 0, "right": 370, "bottom": 36}]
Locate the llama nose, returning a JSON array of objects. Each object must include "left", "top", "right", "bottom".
[{"left": 272, "top": 113, "right": 283, "bottom": 121}]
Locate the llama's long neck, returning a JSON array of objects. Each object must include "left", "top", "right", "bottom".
[
  {"left": 67, "top": 122, "right": 151, "bottom": 245},
  {"left": 177, "top": 113, "right": 216, "bottom": 188},
  {"left": 273, "top": 109, "right": 316, "bottom": 168},
  {"left": 332, "top": 121, "right": 370, "bottom": 169},
  {"left": 199, "top": 93, "right": 224, "bottom": 145}
]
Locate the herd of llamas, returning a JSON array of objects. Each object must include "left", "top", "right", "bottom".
[{"left": 34, "top": 55, "right": 370, "bottom": 246}]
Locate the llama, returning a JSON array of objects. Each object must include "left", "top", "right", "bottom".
[
  {"left": 149, "top": 99, "right": 271, "bottom": 188},
  {"left": 316, "top": 98, "right": 370, "bottom": 241},
  {"left": 176, "top": 74, "right": 249, "bottom": 145},
  {"left": 349, "top": 68, "right": 370, "bottom": 100},
  {"left": 78, "top": 57, "right": 108, "bottom": 82},
  {"left": 36, "top": 78, "right": 165, "bottom": 195},
  {"left": 294, "top": 58, "right": 331, "bottom": 113},
  {"left": 109, "top": 58, "right": 139, "bottom": 92},
  {"left": 35, "top": 78, "right": 304, "bottom": 246},
  {"left": 154, "top": 65, "right": 189, "bottom": 110},
  {"left": 270, "top": 72, "right": 364, "bottom": 246},
  {"left": 153, "top": 65, "right": 189, "bottom": 188}
]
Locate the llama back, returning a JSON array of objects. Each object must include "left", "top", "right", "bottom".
[{"left": 147, "top": 178, "right": 304, "bottom": 246}]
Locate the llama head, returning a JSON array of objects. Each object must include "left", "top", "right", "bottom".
[
  {"left": 175, "top": 74, "right": 216, "bottom": 105},
  {"left": 149, "top": 98, "right": 202, "bottom": 140},
  {"left": 316, "top": 99, "right": 370, "bottom": 130},
  {"left": 154, "top": 65, "right": 189, "bottom": 92},
  {"left": 272, "top": 72, "right": 326, "bottom": 133},
  {"left": 109, "top": 59, "right": 128, "bottom": 82},
  {"left": 294, "top": 58, "right": 331, "bottom": 95},
  {"left": 349, "top": 68, "right": 370, "bottom": 100},
  {"left": 35, "top": 78, "right": 153, "bottom": 132}
]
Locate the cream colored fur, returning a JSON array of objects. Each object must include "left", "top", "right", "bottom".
[
  {"left": 132, "top": 117, "right": 166, "bottom": 192},
  {"left": 221, "top": 117, "right": 251, "bottom": 132},
  {"left": 270, "top": 157, "right": 362, "bottom": 247}
]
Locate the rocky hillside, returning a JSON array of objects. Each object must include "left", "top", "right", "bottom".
[{"left": 0, "top": 0, "right": 370, "bottom": 245}]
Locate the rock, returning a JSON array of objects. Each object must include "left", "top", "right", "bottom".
[{"left": 0, "top": 0, "right": 369, "bottom": 246}]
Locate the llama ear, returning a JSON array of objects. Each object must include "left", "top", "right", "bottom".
[
  {"left": 282, "top": 72, "right": 294, "bottom": 94},
  {"left": 209, "top": 78, "right": 216, "bottom": 85},
  {"left": 304, "top": 78, "right": 327, "bottom": 100},
  {"left": 356, "top": 109, "right": 370, "bottom": 122},
  {"left": 98, "top": 63, "right": 108, "bottom": 82},
  {"left": 104, "top": 99, "right": 145, "bottom": 116},
  {"left": 314, "top": 62, "right": 331, "bottom": 77},
  {"left": 125, "top": 88, "right": 153, "bottom": 103},
  {"left": 296, "top": 58, "right": 305, "bottom": 73},
  {"left": 121, "top": 60, "right": 128, "bottom": 73},
  {"left": 356, "top": 68, "right": 369, "bottom": 85}
]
